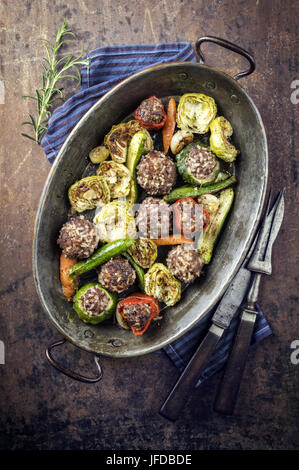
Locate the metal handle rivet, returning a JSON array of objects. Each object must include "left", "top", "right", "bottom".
[
  {"left": 206, "top": 81, "right": 216, "bottom": 90},
  {"left": 178, "top": 72, "right": 188, "bottom": 80},
  {"left": 84, "top": 329, "right": 94, "bottom": 338},
  {"left": 108, "top": 339, "right": 123, "bottom": 347},
  {"left": 231, "top": 94, "right": 240, "bottom": 104}
]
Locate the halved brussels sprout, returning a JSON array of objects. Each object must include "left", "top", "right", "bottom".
[
  {"left": 68, "top": 176, "right": 110, "bottom": 213},
  {"left": 97, "top": 161, "right": 131, "bottom": 198},
  {"left": 144, "top": 263, "right": 181, "bottom": 306},
  {"left": 209, "top": 116, "right": 239, "bottom": 162},
  {"left": 128, "top": 238, "right": 158, "bottom": 269},
  {"left": 93, "top": 200, "right": 136, "bottom": 243},
  {"left": 177, "top": 93, "right": 217, "bottom": 134},
  {"left": 104, "top": 120, "right": 153, "bottom": 163}
]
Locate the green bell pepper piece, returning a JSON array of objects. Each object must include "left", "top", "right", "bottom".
[
  {"left": 69, "top": 238, "right": 134, "bottom": 278},
  {"left": 123, "top": 252, "right": 145, "bottom": 292},
  {"left": 73, "top": 282, "right": 117, "bottom": 325},
  {"left": 176, "top": 141, "right": 220, "bottom": 186},
  {"left": 163, "top": 175, "right": 237, "bottom": 203}
]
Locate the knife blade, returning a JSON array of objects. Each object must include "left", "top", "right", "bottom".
[{"left": 159, "top": 234, "right": 258, "bottom": 421}]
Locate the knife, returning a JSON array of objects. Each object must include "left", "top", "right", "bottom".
[
  {"left": 159, "top": 221, "right": 262, "bottom": 421},
  {"left": 214, "top": 190, "right": 285, "bottom": 415}
]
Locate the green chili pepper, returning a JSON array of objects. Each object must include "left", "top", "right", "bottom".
[
  {"left": 123, "top": 252, "right": 145, "bottom": 292},
  {"left": 69, "top": 238, "right": 134, "bottom": 278},
  {"left": 73, "top": 283, "right": 117, "bottom": 325},
  {"left": 163, "top": 175, "right": 237, "bottom": 203}
]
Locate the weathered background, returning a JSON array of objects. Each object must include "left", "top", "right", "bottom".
[{"left": 0, "top": 0, "right": 298, "bottom": 450}]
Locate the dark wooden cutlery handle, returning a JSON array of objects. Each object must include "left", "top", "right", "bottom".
[
  {"left": 160, "top": 325, "right": 223, "bottom": 421},
  {"left": 213, "top": 309, "right": 257, "bottom": 415}
]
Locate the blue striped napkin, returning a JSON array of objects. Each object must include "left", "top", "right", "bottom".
[{"left": 41, "top": 42, "right": 272, "bottom": 385}]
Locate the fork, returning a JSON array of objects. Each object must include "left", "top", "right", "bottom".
[{"left": 213, "top": 189, "right": 285, "bottom": 415}]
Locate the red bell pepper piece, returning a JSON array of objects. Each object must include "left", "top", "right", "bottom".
[
  {"left": 117, "top": 293, "right": 160, "bottom": 336},
  {"left": 173, "top": 197, "right": 210, "bottom": 235},
  {"left": 134, "top": 96, "right": 167, "bottom": 131}
]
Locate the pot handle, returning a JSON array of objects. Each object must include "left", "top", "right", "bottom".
[
  {"left": 195, "top": 36, "right": 255, "bottom": 80},
  {"left": 45, "top": 338, "right": 103, "bottom": 383}
]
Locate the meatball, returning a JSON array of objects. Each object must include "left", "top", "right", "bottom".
[
  {"left": 121, "top": 303, "right": 152, "bottom": 333},
  {"left": 186, "top": 146, "right": 217, "bottom": 180},
  {"left": 135, "top": 96, "right": 165, "bottom": 125},
  {"left": 136, "top": 197, "right": 172, "bottom": 239},
  {"left": 136, "top": 150, "right": 177, "bottom": 196},
  {"left": 97, "top": 256, "right": 136, "bottom": 293},
  {"left": 80, "top": 286, "right": 110, "bottom": 317},
  {"left": 57, "top": 216, "right": 100, "bottom": 259},
  {"left": 166, "top": 244, "right": 203, "bottom": 283}
]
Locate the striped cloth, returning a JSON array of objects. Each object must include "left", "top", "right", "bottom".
[
  {"left": 41, "top": 43, "right": 196, "bottom": 163},
  {"left": 41, "top": 42, "right": 272, "bottom": 385}
]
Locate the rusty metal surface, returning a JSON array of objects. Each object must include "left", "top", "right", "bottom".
[{"left": 0, "top": 0, "right": 298, "bottom": 450}]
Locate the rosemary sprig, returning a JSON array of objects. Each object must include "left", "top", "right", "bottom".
[{"left": 21, "top": 20, "right": 89, "bottom": 144}]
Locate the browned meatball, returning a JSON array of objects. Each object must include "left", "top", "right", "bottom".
[
  {"left": 166, "top": 244, "right": 203, "bottom": 283},
  {"left": 136, "top": 197, "right": 172, "bottom": 239},
  {"left": 136, "top": 150, "right": 177, "bottom": 196},
  {"left": 97, "top": 256, "right": 136, "bottom": 293},
  {"left": 57, "top": 216, "right": 100, "bottom": 259}
]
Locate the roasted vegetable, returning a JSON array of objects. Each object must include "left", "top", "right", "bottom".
[
  {"left": 126, "top": 131, "right": 147, "bottom": 204},
  {"left": 97, "top": 161, "right": 131, "bottom": 198},
  {"left": 89, "top": 146, "right": 110, "bottom": 164},
  {"left": 134, "top": 96, "right": 167, "bottom": 130},
  {"left": 117, "top": 293, "right": 160, "bottom": 336},
  {"left": 214, "top": 171, "right": 230, "bottom": 182},
  {"left": 69, "top": 238, "right": 134, "bottom": 278},
  {"left": 151, "top": 235, "right": 194, "bottom": 245},
  {"left": 59, "top": 253, "right": 78, "bottom": 301},
  {"left": 209, "top": 116, "right": 239, "bottom": 162},
  {"left": 127, "top": 238, "right": 158, "bottom": 269},
  {"left": 93, "top": 200, "right": 136, "bottom": 243},
  {"left": 163, "top": 174, "right": 237, "bottom": 203},
  {"left": 197, "top": 188, "right": 234, "bottom": 264},
  {"left": 104, "top": 120, "right": 153, "bottom": 163},
  {"left": 197, "top": 194, "right": 220, "bottom": 215},
  {"left": 177, "top": 93, "right": 217, "bottom": 134},
  {"left": 176, "top": 141, "right": 220, "bottom": 186},
  {"left": 170, "top": 130, "right": 194, "bottom": 155},
  {"left": 73, "top": 283, "right": 117, "bottom": 325},
  {"left": 144, "top": 263, "right": 181, "bottom": 306},
  {"left": 123, "top": 252, "right": 145, "bottom": 291},
  {"left": 162, "top": 98, "right": 177, "bottom": 154},
  {"left": 68, "top": 176, "right": 110, "bottom": 212}
]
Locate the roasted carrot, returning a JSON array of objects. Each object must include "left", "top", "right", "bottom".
[
  {"left": 60, "top": 253, "right": 78, "bottom": 301},
  {"left": 151, "top": 234, "right": 194, "bottom": 246},
  {"left": 162, "top": 97, "right": 177, "bottom": 154}
]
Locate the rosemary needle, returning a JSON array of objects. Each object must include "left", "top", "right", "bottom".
[{"left": 21, "top": 20, "right": 89, "bottom": 144}]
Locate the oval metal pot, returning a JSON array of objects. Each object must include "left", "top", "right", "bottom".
[{"left": 33, "top": 37, "right": 268, "bottom": 379}]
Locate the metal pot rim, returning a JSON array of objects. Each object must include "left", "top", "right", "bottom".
[{"left": 33, "top": 61, "right": 268, "bottom": 358}]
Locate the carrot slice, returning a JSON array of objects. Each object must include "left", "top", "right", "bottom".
[
  {"left": 162, "top": 97, "right": 177, "bottom": 154},
  {"left": 60, "top": 253, "right": 78, "bottom": 301},
  {"left": 151, "top": 234, "right": 194, "bottom": 245}
]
